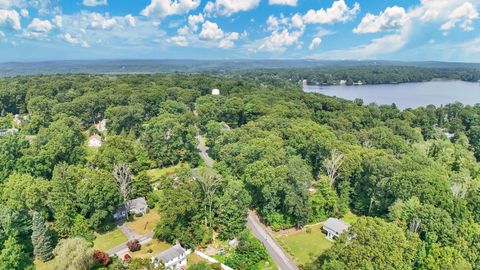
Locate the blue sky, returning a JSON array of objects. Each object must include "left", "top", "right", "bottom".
[{"left": 0, "top": 0, "right": 479, "bottom": 62}]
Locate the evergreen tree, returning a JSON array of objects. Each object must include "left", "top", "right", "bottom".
[{"left": 31, "top": 212, "right": 54, "bottom": 262}]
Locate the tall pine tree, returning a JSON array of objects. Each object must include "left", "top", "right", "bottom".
[{"left": 31, "top": 212, "right": 54, "bottom": 262}]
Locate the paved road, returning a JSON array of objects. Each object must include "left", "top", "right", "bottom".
[
  {"left": 197, "top": 134, "right": 214, "bottom": 167},
  {"left": 107, "top": 231, "right": 154, "bottom": 256},
  {"left": 247, "top": 213, "right": 299, "bottom": 270},
  {"left": 196, "top": 133, "right": 299, "bottom": 270}
]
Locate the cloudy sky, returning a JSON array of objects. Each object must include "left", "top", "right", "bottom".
[{"left": 0, "top": 0, "right": 479, "bottom": 62}]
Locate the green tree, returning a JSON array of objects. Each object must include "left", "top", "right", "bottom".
[
  {"left": 53, "top": 238, "right": 94, "bottom": 270},
  {"left": 217, "top": 179, "right": 251, "bottom": 239},
  {"left": 31, "top": 212, "right": 55, "bottom": 262},
  {"left": 314, "top": 217, "right": 421, "bottom": 270},
  {"left": 0, "top": 236, "right": 33, "bottom": 270}
]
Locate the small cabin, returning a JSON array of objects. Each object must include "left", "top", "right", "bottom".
[{"left": 212, "top": 88, "right": 220, "bottom": 96}]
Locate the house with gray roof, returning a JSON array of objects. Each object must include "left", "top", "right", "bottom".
[
  {"left": 113, "top": 197, "right": 149, "bottom": 220},
  {"left": 152, "top": 244, "right": 188, "bottom": 270},
  {"left": 323, "top": 217, "right": 350, "bottom": 240}
]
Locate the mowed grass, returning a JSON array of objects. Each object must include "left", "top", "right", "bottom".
[
  {"left": 93, "top": 227, "right": 128, "bottom": 251},
  {"left": 34, "top": 259, "right": 56, "bottom": 270},
  {"left": 276, "top": 224, "right": 333, "bottom": 266},
  {"left": 131, "top": 240, "right": 171, "bottom": 259},
  {"left": 146, "top": 164, "right": 182, "bottom": 182},
  {"left": 128, "top": 210, "right": 161, "bottom": 235}
]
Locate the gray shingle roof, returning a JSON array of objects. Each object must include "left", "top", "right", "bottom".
[
  {"left": 155, "top": 244, "right": 186, "bottom": 263},
  {"left": 323, "top": 218, "right": 350, "bottom": 234},
  {"left": 129, "top": 197, "right": 148, "bottom": 212}
]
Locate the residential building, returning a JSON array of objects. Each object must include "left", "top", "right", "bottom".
[
  {"left": 114, "top": 197, "right": 149, "bottom": 219},
  {"left": 88, "top": 134, "right": 103, "bottom": 148},
  {"left": 152, "top": 244, "right": 188, "bottom": 270},
  {"left": 323, "top": 218, "right": 350, "bottom": 240},
  {"left": 212, "top": 88, "right": 220, "bottom": 96}
]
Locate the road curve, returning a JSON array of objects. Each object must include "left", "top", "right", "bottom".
[{"left": 247, "top": 212, "right": 299, "bottom": 270}]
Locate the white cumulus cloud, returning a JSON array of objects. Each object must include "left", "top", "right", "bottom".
[
  {"left": 125, "top": 14, "right": 136, "bottom": 27},
  {"left": 219, "top": 31, "right": 239, "bottom": 48},
  {"left": 20, "top": 8, "right": 28, "bottom": 17},
  {"left": 303, "top": 0, "right": 360, "bottom": 24},
  {"left": 27, "top": 18, "right": 52, "bottom": 32},
  {"left": 441, "top": 2, "right": 478, "bottom": 32},
  {"left": 0, "top": 9, "right": 21, "bottom": 30},
  {"left": 64, "top": 33, "right": 90, "bottom": 48},
  {"left": 354, "top": 6, "right": 407, "bottom": 34},
  {"left": 188, "top": 13, "right": 204, "bottom": 32},
  {"left": 89, "top": 12, "right": 117, "bottom": 29},
  {"left": 83, "top": 0, "right": 107, "bottom": 7},
  {"left": 268, "top": 0, "right": 297, "bottom": 7},
  {"left": 258, "top": 28, "right": 304, "bottom": 52},
  {"left": 199, "top": 20, "right": 224, "bottom": 40},
  {"left": 168, "top": 35, "right": 189, "bottom": 46},
  {"left": 309, "top": 37, "right": 321, "bottom": 50},
  {"left": 204, "top": 0, "right": 260, "bottom": 17},
  {"left": 141, "top": 0, "right": 201, "bottom": 19}
]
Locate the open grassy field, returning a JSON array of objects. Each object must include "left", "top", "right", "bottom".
[
  {"left": 128, "top": 210, "right": 161, "bottom": 235},
  {"left": 276, "top": 224, "right": 333, "bottom": 266},
  {"left": 93, "top": 227, "right": 128, "bottom": 251}
]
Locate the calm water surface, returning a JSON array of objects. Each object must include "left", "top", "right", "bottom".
[{"left": 304, "top": 80, "right": 480, "bottom": 109}]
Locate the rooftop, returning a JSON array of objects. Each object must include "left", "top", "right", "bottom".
[
  {"left": 155, "top": 244, "right": 186, "bottom": 263},
  {"left": 323, "top": 218, "right": 350, "bottom": 234}
]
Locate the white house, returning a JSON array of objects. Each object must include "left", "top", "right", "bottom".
[
  {"left": 211, "top": 88, "right": 220, "bottom": 96},
  {"left": 323, "top": 218, "right": 350, "bottom": 240},
  {"left": 88, "top": 134, "right": 103, "bottom": 148},
  {"left": 152, "top": 244, "right": 188, "bottom": 270},
  {"left": 114, "top": 197, "right": 149, "bottom": 219}
]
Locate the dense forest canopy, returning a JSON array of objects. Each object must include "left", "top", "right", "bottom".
[{"left": 0, "top": 69, "right": 480, "bottom": 269}]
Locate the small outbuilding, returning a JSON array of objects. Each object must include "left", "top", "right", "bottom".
[
  {"left": 211, "top": 88, "right": 220, "bottom": 96},
  {"left": 152, "top": 244, "right": 188, "bottom": 270},
  {"left": 88, "top": 134, "right": 103, "bottom": 148},
  {"left": 323, "top": 218, "right": 350, "bottom": 240}
]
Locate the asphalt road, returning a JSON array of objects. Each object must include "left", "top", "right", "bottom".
[
  {"left": 197, "top": 133, "right": 299, "bottom": 270},
  {"left": 247, "top": 212, "right": 299, "bottom": 270}
]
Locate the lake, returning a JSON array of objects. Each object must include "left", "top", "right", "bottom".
[{"left": 303, "top": 80, "right": 480, "bottom": 109}]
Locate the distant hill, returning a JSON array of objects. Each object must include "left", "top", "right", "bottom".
[{"left": 1, "top": 59, "right": 480, "bottom": 76}]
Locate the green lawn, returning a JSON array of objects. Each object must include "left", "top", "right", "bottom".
[
  {"left": 131, "top": 240, "right": 171, "bottom": 259},
  {"left": 93, "top": 228, "right": 128, "bottom": 251},
  {"left": 34, "top": 259, "right": 56, "bottom": 270},
  {"left": 128, "top": 210, "right": 161, "bottom": 235},
  {"left": 146, "top": 164, "right": 182, "bottom": 182},
  {"left": 276, "top": 224, "right": 333, "bottom": 266}
]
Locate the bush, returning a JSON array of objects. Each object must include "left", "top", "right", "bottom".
[
  {"left": 127, "top": 239, "right": 141, "bottom": 252},
  {"left": 134, "top": 212, "right": 144, "bottom": 218},
  {"left": 93, "top": 250, "right": 111, "bottom": 266},
  {"left": 306, "top": 227, "right": 312, "bottom": 234}
]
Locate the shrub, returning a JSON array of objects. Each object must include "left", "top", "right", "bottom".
[
  {"left": 306, "top": 227, "right": 312, "bottom": 234},
  {"left": 93, "top": 250, "right": 111, "bottom": 266},
  {"left": 127, "top": 239, "right": 141, "bottom": 252}
]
